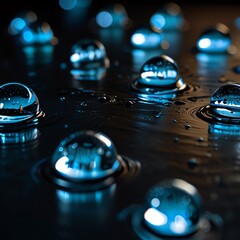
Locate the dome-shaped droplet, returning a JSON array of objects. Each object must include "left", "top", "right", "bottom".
[
  {"left": 0, "top": 83, "right": 40, "bottom": 124},
  {"left": 210, "top": 83, "right": 240, "bottom": 118},
  {"left": 139, "top": 55, "right": 181, "bottom": 87},
  {"left": 150, "top": 2, "right": 184, "bottom": 32},
  {"left": 51, "top": 130, "right": 122, "bottom": 181},
  {"left": 196, "top": 24, "right": 231, "bottom": 53},
  {"left": 143, "top": 179, "right": 202, "bottom": 237},
  {"left": 96, "top": 3, "right": 129, "bottom": 29},
  {"left": 130, "top": 27, "right": 162, "bottom": 49},
  {"left": 70, "top": 39, "right": 109, "bottom": 80}
]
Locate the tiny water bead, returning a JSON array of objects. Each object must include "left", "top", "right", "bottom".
[
  {"left": 0, "top": 82, "right": 41, "bottom": 125},
  {"left": 130, "top": 27, "right": 162, "bottom": 49},
  {"left": 130, "top": 55, "right": 187, "bottom": 102},
  {"left": 150, "top": 2, "right": 184, "bottom": 32},
  {"left": 196, "top": 24, "right": 232, "bottom": 53},
  {"left": 70, "top": 39, "right": 109, "bottom": 80},
  {"left": 143, "top": 179, "right": 202, "bottom": 237}
]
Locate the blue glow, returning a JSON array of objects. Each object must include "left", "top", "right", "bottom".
[
  {"left": 143, "top": 179, "right": 202, "bottom": 237},
  {"left": 150, "top": 3, "right": 183, "bottom": 31},
  {"left": 209, "top": 122, "right": 240, "bottom": 136},
  {"left": 0, "top": 82, "right": 40, "bottom": 124},
  {"left": 131, "top": 28, "right": 162, "bottom": 49},
  {"left": 210, "top": 84, "right": 240, "bottom": 118},
  {"left": 22, "top": 30, "right": 34, "bottom": 43},
  {"left": 235, "top": 17, "right": 240, "bottom": 29},
  {"left": 196, "top": 24, "right": 231, "bottom": 53},
  {"left": 59, "top": 0, "right": 77, "bottom": 10},
  {"left": 9, "top": 18, "right": 26, "bottom": 35},
  {"left": 96, "top": 3, "right": 129, "bottom": 28},
  {"left": 96, "top": 11, "right": 113, "bottom": 28},
  {"left": 52, "top": 130, "right": 121, "bottom": 180}
]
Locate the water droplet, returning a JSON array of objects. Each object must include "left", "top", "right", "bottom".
[
  {"left": 188, "top": 158, "right": 198, "bottom": 169},
  {"left": 70, "top": 39, "right": 109, "bottom": 80},
  {"left": 196, "top": 137, "right": 204, "bottom": 142},
  {"left": 150, "top": 2, "right": 184, "bottom": 31},
  {"left": 0, "top": 82, "right": 40, "bottom": 124},
  {"left": 172, "top": 119, "right": 177, "bottom": 123},
  {"left": 196, "top": 23, "right": 231, "bottom": 53},
  {"left": 184, "top": 123, "right": 191, "bottom": 129},
  {"left": 174, "top": 137, "right": 179, "bottom": 142},
  {"left": 60, "top": 96, "right": 65, "bottom": 101},
  {"left": 96, "top": 3, "right": 129, "bottom": 29},
  {"left": 154, "top": 111, "right": 161, "bottom": 118},
  {"left": 210, "top": 83, "right": 240, "bottom": 118},
  {"left": 98, "top": 95, "right": 112, "bottom": 103},
  {"left": 130, "top": 26, "right": 162, "bottom": 49},
  {"left": 51, "top": 130, "right": 122, "bottom": 181},
  {"left": 143, "top": 179, "right": 202, "bottom": 237},
  {"left": 125, "top": 100, "right": 135, "bottom": 108},
  {"left": 232, "top": 66, "right": 240, "bottom": 74}
]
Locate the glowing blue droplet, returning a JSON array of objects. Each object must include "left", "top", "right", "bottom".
[
  {"left": 150, "top": 3, "right": 184, "bottom": 31},
  {"left": 9, "top": 18, "right": 26, "bottom": 35},
  {"left": 143, "top": 179, "right": 202, "bottom": 237},
  {"left": 210, "top": 84, "right": 240, "bottom": 118},
  {"left": 0, "top": 83, "right": 40, "bottom": 124},
  {"left": 52, "top": 130, "right": 122, "bottom": 180},
  {"left": 70, "top": 39, "right": 109, "bottom": 80},
  {"left": 96, "top": 3, "right": 129, "bottom": 28},
  {"left": 131, "top": 27, "right": 162, "bottom": 49},
  {"left": 196, "top": 24, "right": 231, "bottom": 53},
  {"left": 139, "top": 55, "right": 180, "bottom": 87}
]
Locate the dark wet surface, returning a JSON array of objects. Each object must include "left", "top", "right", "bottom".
[{"left": 1, "top": 2, "right": 240, "bottom": 240}]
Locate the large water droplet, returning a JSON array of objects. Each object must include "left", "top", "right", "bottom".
[
  {"left": 143, "top": 179, "right": 202, "bottom": 237},
  {"left": 130, "top": 26, "right": 162, "bottom": 49},
  {"left": 210, "top": 84, "right": 240, "bottom": 118},
  {"left": 70, "top": 39, "right": 109, "bottom": 80},
  {"left": 0, "top": 83, "right": 40, "bottom": 124},
  {"left": 196, "top": 23, "right": 231, "bottom": 53},
  {"left": 51, "top": 130, "right": 122, "bottom": 181},
  {"left": 130, "top": 55, "right": 187, "bottom": 102},
  {"left": 150, "top": 2, "right": 184, "bottom": 31}
]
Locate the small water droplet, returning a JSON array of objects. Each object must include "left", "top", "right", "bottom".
[
  {"left": 0, "top": 82, "right": 40, "bottom": 124},
  {"left": 196, "top": 23, "right": 231, "bottom": 53},
  {"left": 98, "top": 95, "right": 112, "bottom": 103},
  {"left": 51, "top": 130, "right": 122, "bottom": 181},
  {"left": 130, "top": 26, "right": 162, "bottom": 49},
  {"left": 60, "top": 62, "right": 67, "bottom": 69},
  {"left": 174, "top": 137, "right": 179, "bottom": 142},
  {"left": 150, "top": 2, "right": 184, "bottom": 31},
  {"left": 196, "top": 137, "right": 204, "bottom": 142},
  {"left": 60, "top": 96, "right": 65, "bottom": 101},
  {"left": 210, "top": 83, "right": 240, "bottom": 118},
  {"left": 172, "top": 119, "right": 177, "bottom": 123},
  {"left": 80, "top": 101, "right": 88, "bottom": 107},
  {"left": 154, "top": 111, "right": 161, "bottom": 118},
  {"left": 125, "top": 100, "right": 135, "bottom": 108},
  {"left": 184, "top": 123, "right": 191, "bottom": 129},
  {"left": 232, "top": 65, "right": 240, "bottom": 74},
  {"left": 143, "top": 179, "right": 202, "bottom": 237},
  {"left": 70, "top": 39, "right": 109, "bottom": 80},
  {"left": 188, "top": 158, "right": 198, "bottom": 169}
]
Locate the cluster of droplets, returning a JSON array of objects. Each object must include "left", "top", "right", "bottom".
[{"left": 8, "top": 11, "right": 56, "bottom": 46}]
